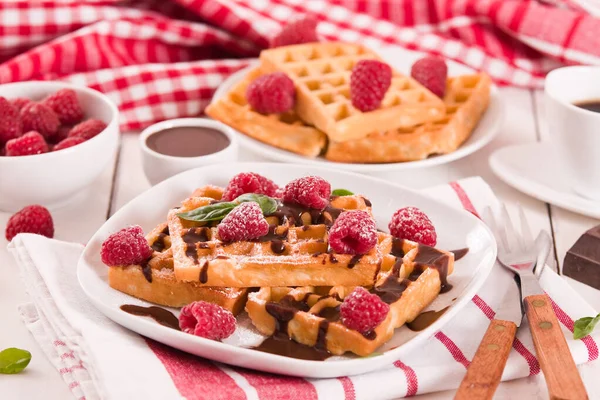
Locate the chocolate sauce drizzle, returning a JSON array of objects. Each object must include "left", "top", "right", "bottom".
[
  {"left": 141, "top": 259, "right": 153, "bottom": 283},
  {"left": 450, "top": 248, "right": 469, "bottom": 261},
  {"left": 199, "top": 261, "right": 209, "bottom": 283},
  {"left": 347, "top": 254, "right": 363, "bottom": 269},
  {"left": 267, "top": 201, "right": 343, "bottom": 227},
  {"left": 182, "top": 227, "right": 209, "bottom": 265},
  {"left": 151, "top": 226, "right": 170, "bottom": 252},
  {"left": 252, "top": 332, "right": 331, "bottom": 361},
  {"left": 120, "top": 304, "right": 180, "bottom": 330}
]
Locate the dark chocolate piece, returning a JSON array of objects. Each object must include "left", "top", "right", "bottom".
[{"left": 563, "top": 225, "right": 600, "bottom": 289}]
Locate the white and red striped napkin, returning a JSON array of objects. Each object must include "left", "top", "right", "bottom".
[
  {"left": 1, "top": 0, "right": 600, "bottom": 131},
  {"left": 8, "top": 177, "right": 600, "bottom": 400}
]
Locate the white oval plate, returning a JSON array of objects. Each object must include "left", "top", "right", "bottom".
[
  {"left": 78, "top": 163, "right": 496, "bottom": 378},
  {"left": 211, "top": 47, "right": 503, "bottom": 173}
]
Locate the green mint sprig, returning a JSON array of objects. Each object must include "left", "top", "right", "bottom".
[
  {"left": 0, "top": 348, "right": 31, "bottom": 374},
  {"left": 574, "top": 313, "right": 600, "bottom": 340},
  {"left": 332, "top": 189, "right": 354, "bottom": 196},
  {"left": 177, "top": 193, "right": 277, "bottom": 223}
]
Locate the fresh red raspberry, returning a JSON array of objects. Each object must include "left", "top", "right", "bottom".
[
  {"left": 0, "top": 97, "right": 22, "bottom": 144},
  {"left": 217, "top": 202, "right": 269, "bottom": 242},
  {"left": 179, "top": 301, "right": 236, "bottom": 340},
  {"left": 43, "top": 89, "right": 84, "bottom": 125},
  {"left": 5, "top": 131, "right": 48, "bottom": 156},
  {"left": 51, "top": 125, "right": 72, "bottom": 144},
  {"left": 10, "top": 97, "right": 32, "bottom": 112},
  {"left": 67, "top": 119, "right": 107, "bottom": 140},
  {"left": 246, "top": 72, "right": 295, "bottom": 114},
  {"left": 222, "top": 172, "right": 280, "bottom": 201},
  {"left": 340, "top": 287, "right": 389, "bottom": 334},
  {"left": 100, "top": 225, "right": 153, "bottom": 266},
  {"left": 20, "top": 102, "right": 60, "bottom": 138},
  {"left": 329, "top": 210, "right": 377, "bottom": 254},
  {"left": 350, "top": 60, "right": 392, "bottom": 112},
  {"left": 388, "top": 206, "right": 437, "bottom": 246},
  {"left": 271, "top": 15, "right": 319, "bottom": 48},
  {"left": 5, "top": 205, "right": 54, "bottom": 241},
  {"left": 283, "top": 176, "right": 331, "bottom": 210},
  {"left": 411, "top": 56, "right": 448, "bottom": 98},
  {"left": 53, "top": 136, "right": 85, "bottom": 151}
]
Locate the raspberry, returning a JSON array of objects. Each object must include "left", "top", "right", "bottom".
[
  {"left": 43, "top": 89, "right": 84, "bottom": 125},
  {"left": 67, "top": 119, "right": 107, "bottom": 140},
  {"left": 51, "top": 125, "right": 72, "bottom": 144},
  {"left": 100, "top": 225, "right": 153, "bottom": 266},
  {"left": 5, "top": 205, "right": 54, "bottom": 241},
  {"left": 350, "top": 60, "right": 392, "bottom": 112},
  {"left": 0, "top": 97, "right": 22, "bottom": 144},
  {"left": 411, "top": 56, "right": 448, "bottom": 98},
  {"left": 222, "top": 172, "right": 279, "bottom": 201},
  {"left": 10, "top": 97, "right": 32, "bottom": 112},
  {"left": 329, "top": 210, "right": 377, "bottom": 254},
  {"left": 179, "top": 301, "right": 236, "bottom": 340},
  {"left": 340, "top": 287, "right": 389, "bottom": 334},
  {"left": 246, "top": 72, "right": 295, "bottom": 114},
  {"left": 283, "top": 176, "right": 331, "bottom": 210},
  {"left": 271, "top": 16, "right": 319, "bottom": 48},
  {"left": 5, "top": 131, "right": 48, "bottom": 156},
  {"left": 388, "top": 206, "right": 437, "bottom": 246},
  {"left": 218, "top": 202, "right": 269, "bottom": 242},
  {"left": 53, "top": 136, "right": 85, "bottom": 151},
  {"left": 20, "top": 102, "right": 59, "bottom": 138}
]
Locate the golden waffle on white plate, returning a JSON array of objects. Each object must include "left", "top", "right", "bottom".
[
  {"left": 259, "top": 42, "right": 445, "bottom": 142},
  {"left": 206, "top": 67, "right": 327, "bottom": 157},
  {"left": 246, "top": 234, "right": 455, "bottom": 356},
  {"left": 168, "top": 193, "right": 381, "bottom": 287},
  {"left": 325, "top": 74, "right": 491, "bottom": 163}
]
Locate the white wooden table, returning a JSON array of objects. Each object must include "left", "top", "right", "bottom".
[{"left": 2, "top": 88, "right": 600, "bottom": 399}]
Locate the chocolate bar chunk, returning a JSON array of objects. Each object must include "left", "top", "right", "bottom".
[{"left": 563, "top": 225, "right": 600, "bottom": 290}]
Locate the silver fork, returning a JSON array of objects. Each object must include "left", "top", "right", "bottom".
[{"left": 484, "top": 204, "right": 588, "bottom": 400}]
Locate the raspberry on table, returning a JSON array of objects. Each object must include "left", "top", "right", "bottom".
[
  {"left": 388, "top": 206, "right": 437, "bottom": 246},
  {"left": 217, "top": 202, "right": 269, "bottom": 242},
  {"left": 100, "top": 225, "right": 153, "bottom": 266},
  {"left": 328, "top": 210, "right": 377, "bottom": 254},
  {"left": 222, "top": 172, "right": 280, "bottom": 201},
  {"left": 340, "top": 287, "right": 390, "bottom": 334},
  {"left": 5, "top": 205, "right": 54, "bottom": 241},
  {"left": 179, "top": 301, "right": 236, "bottom": 340},
  {"left": 0, "top": 97, "right": 22, "bottom": 145},
  {"left": 271, "top": 15, "right": 319, "bottom": 48},
  {"left": 246, "top": 72, "right": 295, "bottom": 114},
  {"left": 43, "top": 89, "right": 84, "bottom": 125},
  {"left": 10, "top": 97, "right": 32, "bottom": 112},
  {"left": 5, "top": 131, "right": 48, "bottom": 156},
  {"left": 68, "top": 119, "right": 107, "bottom": 140},
  {"left": 410, "top": 56, "right": 448, "bottom": 98},
  {"left": 53, "top": 136, "right": 85, "bottom": 151},
  {"left": 350, "top": 60, "right": 392, "bottom": 112},
  {"left": 20, "top": 102, "right": 60, "bottom": 138},
  {"left": 282, "top": 176, "right": 331, "bottom": 210}
]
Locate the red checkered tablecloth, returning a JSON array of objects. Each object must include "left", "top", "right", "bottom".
[{"left": 0, "top": 0, "right": 598, "bottom": 130}]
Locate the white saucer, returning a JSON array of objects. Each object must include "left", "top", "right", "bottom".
[{"left": 490, "top": 142, "right": 600, "bottom": 218}]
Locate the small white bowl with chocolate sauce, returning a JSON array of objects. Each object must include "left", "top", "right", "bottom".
[{"left": 140, "top": 118, "right": 238, "bottom": 185}]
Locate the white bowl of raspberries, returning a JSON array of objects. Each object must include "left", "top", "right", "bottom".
[{"left": 0, "top": 81, "right": 119, "bottom": 211}]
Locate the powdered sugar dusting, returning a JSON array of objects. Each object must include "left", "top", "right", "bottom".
[
  {"left": 388, "top": 206, "right": 437, "bottom": 246},
  {"left": 283, "top": 175, "right": 331, "bottom": 210},
  {"left": 328, "top": 210, "right": 377, "bottom": 254},
  {"left": 217, "top": 202, "right": 269, "bottom": 242}
]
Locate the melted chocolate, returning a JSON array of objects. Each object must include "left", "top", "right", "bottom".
[
  {"left": 141, "top": 259, "right": 152, "bottom": 283},
  {"left": 450, "top": 248, "right": 469, "bottom": 261},
  {"left": 318, "top": 305, "right": 340, "bottom": 322},
  {"left": 265, "top": 294, "right": 311, "bottom": 333},
  {"left": 199, "top": 261, "right": 209, "bottom": 283},
  {"left": 120, "top": 304, "right": 180, "bottom": 330},
  {"left": 347, "top": 254, "right": 362, "bottom": 269},
  {"left": 414, "top": 244, "right": 452, "bottom": 293},
  {"left": 268, "top": 201, "right": 343, "bottom": 227},
  {"left": 574, "top": 100, "right": 600, "bottom": 113},
  {"left": 251, "top": 333, "right": 331, "bottom": 361},
  {"left": 151, "top": 226, "right": 170, "bottom": 252},
  {"left": 182, "top": 227, "right": 209, "bottom": 264},
  {"left": 362, "top": 197, "right": 372, "bottom": 207},
  {"left": 145, "top": 126, "right": 230, "bottom": 157},
  {"left": 256, "top": 226, "right": 288, "bottom": 254},
  {"left": 362, "top": 330, "right": 377, "bottom": 340},
  {"left": 329, "top": 254, "right": 339, "bottom": 264},
  {"left": 391, "top": 238, "right": 406, "bottom": 258},
  {"left": 315, "top": 320, "right": 329, "bottom": 351},
  {"left": 270, "top": 240, "right": 286, "bottom": 254},
  {"left": 407, "top": 306, "right": 450, "bottom": 331},
  {"left": 372, "top": 277, "right": 411, "bottom": 304}
]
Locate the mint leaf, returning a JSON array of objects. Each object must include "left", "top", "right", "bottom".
[
  {"left": 0, "top": 348, "right": 31, "bottom": 374},
  {"left": 332, "top": 189, "right": 354, "bottom": 196},
  {"left": 235, "top": 193, "right": 278, "bottom": 215},
  {"left": 574, "top": 314, "right": 600, "bottom": 339}
]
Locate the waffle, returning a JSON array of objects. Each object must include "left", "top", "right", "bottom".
[
  {"left": 108, "top": 188, "right": 249, "bottom": 314},
  {"left": 259, "top": 42, "right": 445, "bottom": 142},
  {"left": 246, "top": 234, "right": 455, "bottom": 356},
  {"left": 206, "top": 67, "right": 327, "bottom": 157},
  {"left": 168, "top": 194, "right": 382, "bottom": 287},
  {"left": 325, "top": 74, "right": 491, "bottom": 163}
]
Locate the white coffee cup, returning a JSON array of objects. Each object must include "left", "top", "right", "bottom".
[
  {"left": 545, "top": 66, "right": 600, "bottom": 200},
  {"left": 140, "top": 118, "right": 238, "bottom": 185}
]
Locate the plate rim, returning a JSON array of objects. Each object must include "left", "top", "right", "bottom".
[{"left": 77, "top": 162, "right": 497, "bottom": 377}]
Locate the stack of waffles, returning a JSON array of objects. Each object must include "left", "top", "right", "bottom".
[
  {"left": 206, "top": 42, "right": 491, "bottom": 163},
  {"left": 108, "top": 182, "right": 455, "bottom": 356}
]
